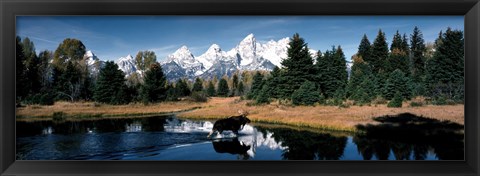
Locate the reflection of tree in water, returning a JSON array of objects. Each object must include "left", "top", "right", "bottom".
[
  {"left": 354, "top": 113, "right": 464, "bottom": 160},
  {"left": 257, "top": 127, "right": 348, "bottom": 160}
]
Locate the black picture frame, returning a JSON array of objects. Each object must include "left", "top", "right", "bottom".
[{"left": 1, "top": 0, "right": 479, "bottom": 175}]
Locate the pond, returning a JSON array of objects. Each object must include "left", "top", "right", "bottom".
[{"left": 16, "top": 113, "right": 464, "bottom": 160}]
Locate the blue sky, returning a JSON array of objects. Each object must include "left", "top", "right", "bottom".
[{"left": 17, "top": 16, "right": 463, "bottom": 62}]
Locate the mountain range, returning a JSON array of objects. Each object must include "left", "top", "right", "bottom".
[{"left": 85, "top": 33, "right": 350, "bottom": 81}]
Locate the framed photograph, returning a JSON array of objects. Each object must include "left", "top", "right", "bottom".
[{"left": 1, "top": 0, "right": 479, "bottom": 175}]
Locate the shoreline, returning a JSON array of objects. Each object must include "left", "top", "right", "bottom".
[{"left": 17, "top": 97, "right": 464, "bottom": 132}]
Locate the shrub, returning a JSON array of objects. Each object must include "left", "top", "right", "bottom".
[
  {"left": 52, "top": 111, "right": 66, "bottom": 121},
  {"left": 387, "top": 92, "right": 403, "bottom": 108},
  {"left": 188, "top": 92, "right": 208, "bottom": 102}
]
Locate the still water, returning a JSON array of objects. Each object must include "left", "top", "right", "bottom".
[{"left": 16, "top": 114, "right": 464, "bottom": 160}]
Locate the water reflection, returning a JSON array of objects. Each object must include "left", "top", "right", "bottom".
[
  {"left": 16, "top": 113, "right": 464, "bottom": 160},
  {"left": 212, "top": 138, "right": 251, "bottom": 160},
  {"left": 354, "top": 113, "right": 464, "bottom": 160}
]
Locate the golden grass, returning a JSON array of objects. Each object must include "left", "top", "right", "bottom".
[
  {"left": 177, "top": 97, "right": 464, "bottom": 132},
  {"left": 16, "top": 101, "right": 202, "bottom": 121},
  {"left": 17, "top": 97, "right": 464, "bottom": 132}
]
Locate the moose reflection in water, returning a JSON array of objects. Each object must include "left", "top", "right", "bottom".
[
  {"left": 212, "top": 138, "right": 251, "bottom": 160},
  {"left": 16, "top": 113, "right": 464, "bottom": 160},
  {"left": 354, "top": 113, "right": 464, "bottom": 160}
]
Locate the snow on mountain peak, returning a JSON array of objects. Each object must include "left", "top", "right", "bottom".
[{"left": 116, "top": 54, "right": 137, "bottom": 77}]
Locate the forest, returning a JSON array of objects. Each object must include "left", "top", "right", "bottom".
[{"left": 16, "top": 26, "right": 464, "bottom": 108}]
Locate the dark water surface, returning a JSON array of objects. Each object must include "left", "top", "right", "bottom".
[{"left": 16, "top": 114, "right": 464, "bottom": 160}]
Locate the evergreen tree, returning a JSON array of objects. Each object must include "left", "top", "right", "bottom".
[
  {"left": 255, "top": 85, "right": 270, "bottom": 104},
  {"left": 247, "top": 71, "right": 264, "bottom": 99},
  {"left": 316, "top": 46, "right": 347, "bottom": 98},
  {"left": 192, "top": 77, "right": 204, "bottom": 92},
  {"left": 22, "top": 37, "right": 41, "bottom": 95},
  {"left": 390, "top": 31, "right": 403, "bottom": 52},
  {"left": 37, "top": 50, "right": 54, "bottom": 89},
  {"left": 93, "top": 61, "right": 129, "bottom": 104},
  {"left": 206, "top": 81, "right": 216, "bottom": 96},
  {"left": 55, "top": 61, "right": 82, "bottom": 101},
  {"left": 237, "top": 81, "right": 245, "bottom": 96},
  {"left": 401, "top": 33, "right": 410, "bottom": 53},
  {"left": 358, "top": 34, "right": 372, "bottom": 63},
  {"left": 410, "top": 26, "right": 427, "bottom": 82},
  {"left": 16, "top": 36, "right": 28, "bottom": 102},
  {"left": 232, "top": 74, "right": 239, "bottom": 96},
  {"left": 175, "top": 79, "right": 191, "bottom": 97},
  {"left": 426, "top": 28, "right": 464, "bottom": 101},
  {"left": 383, "top": 69, "right": 412, "bottom": 100},
  {"left": 277, "top": 33, "right": 314, "bottom": 99},
  {"left": 387, "top": 48, "right": 410, "bottom": 75},
  {"left": 141, "top": 62, "right": 167, "bottom": 103},
  {"left": 387, "top": 91, "right": 403, "bottom": 108},
  {"left": 347, "top": 54, "right": 375, "bottom": 104},
  {"left": 370, "top": 29, "right": 389, "bottom": 74},
  {"left": 217, "top": 78, "right": 229, "bottom": 97},
  {"left": 292, "top": 81, "right": 321, "bottom": 106},
  {"left": 165, "top": 82, "right": 179, "bottom": 101}
]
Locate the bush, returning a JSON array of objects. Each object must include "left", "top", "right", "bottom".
[
  {"left": 188, "top": 92, "right": 208, "bottom": 102},
  {"left": 372, "top": 96, "right": 388, "bottom": 104},
  {"left": 52, "top": 111, "right": 66, "bottom": 121},
  {"left": 387, "top": 92, "right": 403, "bottom": 108}
]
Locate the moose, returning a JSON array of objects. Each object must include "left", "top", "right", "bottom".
[{"left": 207, "top": 110, "right": 251, "bottom": 138}]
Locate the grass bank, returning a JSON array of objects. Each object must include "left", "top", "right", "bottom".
[
  {"left": 177, "top": 97, "right": 464, "bottom": 132},
  {"left": 17, "top": 97, "right": 464, "bottom": 133},
  {"left": 16, "top": 101, "right": 202, "bottom": 121}
]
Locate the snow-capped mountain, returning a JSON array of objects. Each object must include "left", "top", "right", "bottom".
[
  {"left": 84, "top": 50, "right": 104, "bottom": 76},
  {"left": 159, "top": 34, "right": 300, "bottom": 80},
  {"left": 115, "top": 54, "right": 137, "bottom": 77},
  {"left": 115, "top": 33, "right": 330, "bottom": 80}
]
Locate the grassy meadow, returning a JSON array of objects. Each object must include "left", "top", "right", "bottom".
[{"left": 17, "top": 97, "right": 464, "bottom": 132}]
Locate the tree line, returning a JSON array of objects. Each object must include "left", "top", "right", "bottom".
[
  {"left": 247, "top": 27, "right": 463, "bottom": 107},
  {"left": 16, "top": 26, "right": 463, "bottom": 107},
  {"left": 15, "top": 37, "right": 250, "bottom": 105}
]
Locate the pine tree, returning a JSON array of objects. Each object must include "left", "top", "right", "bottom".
[
  {"left": 255, "top": 85, "right": 270, "bottom": 104},
  {"left": 206, "top": 81, "right": 216, "bottom": 97},
  {"left": 247, "top": 71, "right": 264, "bottom": 99},
  {"left": 390, "top": 31, "right": 403, "bottom": 52},
  {"left": 192, "top": 77, "right": 204, "bottom": 92},
  {"left": 237, "top": 81, "right": 245, "bottom": 96},
  {"left": 16, "top": 36, "right": 28, "bottom": 102},
  {"left": 277, "top": 33, "right": 314, "bottom": 99},
  {"left": 370, "top": 29, "right": 389, "bottom": 74},
  {"left": 358, "top": 34, "right": 372, "bottom": 63},
  {"left": 217, "top": 78, "right": 229, "bottom": 97},
  {"left": 141, "top": 62, "right": 167, "bottom": 103},
  {"left": 176, "top": 79, "right": 191, "bottom": 97},
  {"left": 426, "top": 28, "right": 464, "bottom": 101},
  {"left": 347, "top": 54, "right": 375, "bottom": 104},
  {"left": 232, "top": 74, "right": 239, "bottom": 96},
  {"left": 383, "top": 69, "right": 412, "bottom": 100},
  {"left": 316, "top": 46, "right": 347, "bottom": 98},
  {"left": 291, "top": 81, "right": 321, "bottom": 106},
  {"left": 387, "top": 91, "right": 403, "bottom": 108},
  {"left": 22, "top": 37, "right": 41, "bottom": 95},
  {"left": 93, "top": 61, "right": 129, "bottom": 104},
  {"left": 410, "top": 26, "right": 427, "bottom": 82}
]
